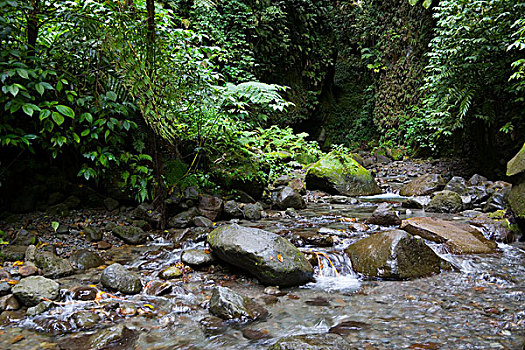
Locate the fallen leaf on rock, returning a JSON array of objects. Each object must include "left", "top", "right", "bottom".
[
  {"left": 409, "top": 342, "right": 439, "bottom": 350},
  {"left": 10, "top": 335, "right": 24, "bottom": 344}
]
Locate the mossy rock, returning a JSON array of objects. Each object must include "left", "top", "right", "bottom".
[
  {"left": 507, "top": 142, "right": 525, "bottom": 176},
  {"left": 305, "top": 151, "right": 381, "bottom": 196},
  {"left": 508, "top": 178, "right": 525, "bottom": 219}
]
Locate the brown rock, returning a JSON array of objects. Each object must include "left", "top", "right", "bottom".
[
  {"left": 400, "top": 217, "right": 498, "bottom": 254},
  {"left": 18, "top": 265, "right": 40, "bottom": 277}
]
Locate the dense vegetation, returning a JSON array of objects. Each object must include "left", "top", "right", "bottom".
[{"left": 1, "top": 0, "right": 524, "bottom": 210}]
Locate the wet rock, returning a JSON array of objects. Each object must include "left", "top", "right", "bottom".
[
  {"left": 10, "top": 229, "right": 38, "bottom": 246},
  {"left": 34, "top": 251, "right": 74, "bottom": 278},
  {"left": 200, "top": 316, "right": 227, "bottom": 335},
  {"left": 72, "top": 310, "right": 100, "bottom": 329},
  {"left": 444, "top": 176, "right": 468, "bottom": 194},
  {"left": 264, "top": 286, "right": 286, "bottom": 297},
  {"left": 242, "top": 328, "right": 272, "bottom": 340},
  {"left": 508, "top": 180, "right": 525, "bottom": 220},
  {"left": 468, "top": 174, "right": 488, "bottom": 186},
  {"left": 70, "top": 249, "right": 104, "bottom": 270},
  {"left": 181, "top": 249, "right": 215, "bottom": 267},
  {"left": 365, "top": 203, "right": 402, "bottom": 226},
  {"left": 104, "top": 197, "right": 119, "bottom": 211},
  {"left": 167, "top": 207, "right": 200, "bottom": 228},
  {"left": 469, "top": 212, "right": 519, "bottom": 243},
  {"left": 18, "top": 264, "right": 39, "bottom": 277},
  {"left": 198, "top": 195, "right": 223, "bottom": 221},
  {"left": 329, "top": 320, "right": 369, "bottom": 335},
  {"left": 269, "top": 333, "right": 352, "bottom": 350},
  {"left": 46, "top": 203, "right": 69, "bottom": 217},
  {"left": 507, "top": 143, "right": 525, "bottom": 176},
  {"left": 24, "top": 244, "right": 36, "bottom": 262},
  {"left": 290, "top": 178, "right": 306, "bottom": 195},
  {"left": 305, "top": 151, "right": 381, "bottom": 196},
  {"left": 209, "top": 286, "right": 268, "bottom": 321},
  {"left": 144, "top": 280, "right": 172, "bottom": 296},
  {"left": 275, "top": 187, "right": 306, "bottom": 210},
  {"left": 100, "top": 263, "right": 142, "bottom": 295},
  {"left": 159, "top": 266, "right": 183, "bottom": 280},
  {"left": 290, "top": 231, "right": 333, "bottom": 247},
  {"left": 483, "top": 186, "right": 511, "bottom": 212},
  {"left": 107, "top": 223, "right": 148, "bottom": 245},
  {"left": 402, "top": 196, "right": 430, "bottom": 209},
  {"left": 0, "top": 294, "right": 19, "bottom": 311},
  {"left": 401, "top": 217, "right": 498, "bottom": 254},
  {"left": 468, "top": 185, "right": 489, "bottom": 206},
  {"left": 26, "top": 300, "right": 53, "bottom": 316},
  {"left": 11, "top": 276, "right": 59, "bottom": 306},
  {"left": 0, "top": 245, "right": 27, "bottom": 261},
  {"left": 345, "top": 230, "right": 444, "bottom": 280},
  {"left": 223, "top": 200, "right": 244, "bottom": 218},
  {"left": 305, "top": 296, "right": 330, "bottom": 306},
  {"left": 0, "top": 281, "right": 10, "bottom": 295},
  {"left": 243, "top": 203, "right": 263, "bottom": 221},
  {"left": 193, "top": 216, "right": 213, "bottom": 228},
  {"left": 33, "top": 318, "right": 73, "bottom": 335},
  {"left": 207, "top": 224, "right": 314, "bottom": 287},
  {"left": 329, "top": 195, "right": 350, "bottom": 204},
  {"left": 70, "top": 286, "right": 99, "bottom": 301},
  {"left": 84, "top": 226, "right": 103, "bottom": 242},
  {"left": 97, "top": 241, "right": 112, "bottom": 250},
  {"left": 90, "top": 324, "right": 136, "bottom": 350},
  {"left": 426, "top": 190, "right": 463, "bottom": 213},
  {"left": 399, "top": 174, "right": 446, "bottom": 196}
]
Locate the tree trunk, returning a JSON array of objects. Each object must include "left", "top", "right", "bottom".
[{"left": 27, "top": 0, "right": 40, "bottom": 57}]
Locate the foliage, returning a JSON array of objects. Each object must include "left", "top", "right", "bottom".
[{"left": 414, "top": 0, "right": 525, "bottom": 152}]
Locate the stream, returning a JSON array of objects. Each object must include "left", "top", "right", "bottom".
[{"left": 1, "top": 200, "right": 524, "bottom": 350}]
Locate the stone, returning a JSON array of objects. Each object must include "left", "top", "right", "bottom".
[
  {"left": 181, "top": 249, "right": 215, "bottom": 267},
  {"left": 193, "top": 216, "right": 213, "bottom": 228},
  {"left": 468, "top": 174, "right": 488, "bottom": 186},
  {"left": 209, "top": 286, "right": 268, "bottom": 321},
  {"left": 107, "top": 223, "right": 148, "bottom": 245},
  {"left": 365, "top": 203, "right": 402, "bottom": 226},
  {"left": 167, "top": 207, "right": 200, "bottom": 228},
  {"left": 243, "top": 203, "right": 263, "bottom": 221},
  {"left": 345, "top": 230, "right": 445, "bottom": 280},
  {"left": 469, "top": 212, "right": 519, "bottom": 243},
  {"left": 10, "top": 229, "right": 38, "bottom": 246},
  {"left": 34, "top": 251, "right": 74, "bottom": 278},
  {"left": 200, "top": 316, "right": 227, "bottom": 335},
  {"left": 70, "top": 286, "right": 98, "bottom": 301},
  {"left": 159, "top": 266, "right": 183, "bottom": 280},
  {"left": 223, "top": 200, "right": 244, "bottom": 218},
  {"left": 399, "top": 174, "right": 446, "bottom": 196},
  {"left": 72, "top": 311, "right": 100, "bottom": 329},
  {"left": 27, "top": 300, "right": 53, "bottom": 316},
  {"left": 509, "top": 179, "right": 525, "bottom": 219},
  {"left": 305, "top": 151, "right": 381, "bottom": 196},
  {"left": 426, "top": 190, "right": 463, "bottom": 213},
  {"left": 198, "top": 195, "right": 223, "bottom": 221},
  {"left": 11, "top": 276, "right": 59, "bottom": 306},
  {"left": 33, "top": 317, "right": 73, "bottom": 335},
  {"left": 400, "top": 217, "right": 498, "bottom": 254},
  {"left": 444, "top": 176, "right": 468, "bottom": 194},
  {"left": 290, "top": 178, "right": 306, "bottom": 195},
  {"left": 483, "top": 186, "right": 511, "bottom": 213},
  {"left": 100, "top": 263, "right": 142, "bottom": 295},
  {"left": 70, "top": 249, "right": 104, "bottom": 270},
  {"left": 18, "top": 264, "right": 39, "bottom": 277},
  {"left": 0, "top": 245, "right": 27, "bottom": 261},
  {"left": 507, "top": 142, "right": 525, "bottom": 176},
  {"left": 84, "top": 226, "right": 103, "bottom": 242},
  {"left": 90, "top": 324, "right": 136, "bottom": 350},
  {"left": 468, "top": 185, "right": 489, "bottom": 206},
  {"left": 402, "top": 196, "right": 430, "bottom": 209},
  {"left": 290, "top": 231, "right": 334, "bottom": 247},
  {"left": 269, "top": 333, "right": 352, "bottom": 350},
  {"left": 0, "top": 281, "right": 10, "bottom": 295},
  {"left": 275, "top": 186, "right": 306, "bottom": 210},
  {"left": 0, "top": 294, "right": 19, "bottom": 311},
  {"left": 103, "top": 197, "right": 119, "bottom": 211},
  {"left": 207, "top": 224, "right": 314, "bottom": 287}
]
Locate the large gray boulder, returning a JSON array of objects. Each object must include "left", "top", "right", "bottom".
[
  {"left": 345, "top": 230, "right": 445, "bottom": 280},
  {"left": 107, "top": 223, "right": 148, "bottom": 245},
  {"left": 400, "top": 217, "right": 498, "bottom": 254},
  {"left": 167, "top": 207, "right": 200, "bottom": 228},
  {"left": 12, "top": 276, "right": 60, "bottom": 306},
  {"left": 100, "top": 263, "right": 142, "bottom": 295},
  {"left": 399, "top": 174, "right": 445, "bottom": 196},
  {"left": 275, "top": 186, "right": 306, "bottom": 210},
  {"left": 198, "top": 195, "right": 224, "bottom": 221},
  {"left": 207, "top": 224, "right": 314, "bottom": 286},
  {"left": 305, "top": 151, "right": 381, "bottom": 196},
  {"left": 209, "top": 286, "right": 268, "bottom": 321},
  {"left": 34, "top": 251, "right": 74, "bottom": 278}
]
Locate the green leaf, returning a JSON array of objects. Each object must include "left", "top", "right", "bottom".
[
  {"left": 8, "top": 85, "right": 19, "bottom": 97},
  {"left": 17, "top": 69, "right": 29, "bottom": 79},
  {"left": 408, "top": 0, "right": 418, "bottom": 5},
  {"left": 72, "top": 133, "right": 80, "bottom": 143},
  {"left": 422, "top": 0, "right": 432, "bottom": 8},
  {"left": 35, "top": 83, "right": 44, "bottom": 96},
  {"left": 22, "top": 103, "right": 39, "bottom": 116},
  {"left": 52, "top": 111, "right": 65, "bottom": 125},
  {"left": 39, "top": 109, "right": 51, "bottom": 121},
  {"left": 56, "top": 105, "right": 74, "bottom": 118},
  {"left": 107, "top": 91, "right": 117, "bottom": 101},
  {"left": 51, "top": 221, "right": 59, "bottom": 232},
  {"left": 81, "top": 129, "right": 90, "bottom": 137}
]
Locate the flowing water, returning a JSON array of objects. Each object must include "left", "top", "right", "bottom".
[{"left": 1, "top": 202, "right": 524, "bottom": 349}]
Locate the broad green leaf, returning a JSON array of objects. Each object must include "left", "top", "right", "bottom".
[
  {"left": 52, "top": 111, "right": 65, "bottom": 125},
  {"left": 56, "top": 105, "right": 74, "bottom": 118},
  {"left": 107, "top": 91, "right": 117, "bottom": 101},
  {"left": 51, "top": 221, "right": 59, "bottom": 232},
  {"left": 81, "top": 129, "right": 90, "bottom": 137},
  {"left": 422, "top": 0, "right": 432, "bottom": 8},
  {"left": 35, "top": 83, "right": 44, "bottom": 95},
  {"left": 409, "top": 0, "right": 418, "bottom": 5},
  {"left": 17, "top": 69, "right": 29, "bottom": 79},
  {"left": 22, "top": 104, "right": 35, "bottom": 116},
  {"left": 8, "top": 85, "right": 19, "bottom": 97}
]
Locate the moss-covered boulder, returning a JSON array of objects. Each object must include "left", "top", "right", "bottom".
[
  {"left": 507, "top": 143, "right": 525, "bottom": 219},
  {"left": 207, "top": 224, "right": 314, "bottom": 287},
  {"left": 345, "top": 230, "right": 445, "bottom": 280},
  {"left": 399, "top": 174, "right": 446, "bottom": 196},
  {"left": 426, "top": 190, "right": 463, "bottom": 213},
  {"left": 305, "top": 151, "right": 381, "bottom": 196}
]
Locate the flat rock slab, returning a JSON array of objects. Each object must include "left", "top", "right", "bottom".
[
  {"left": 207, "top": 224, "right": 314, "bottom": 287},
  {"left": 11, "top": 276, "right": 59, "bottom": 306},
  {"left": 400, "top": 217, "right": 498, "bottom": 254}
]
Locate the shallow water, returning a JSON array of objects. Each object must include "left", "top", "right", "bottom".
[{"left": 1, "top": 202, "right": 524, "bottom": 349}]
